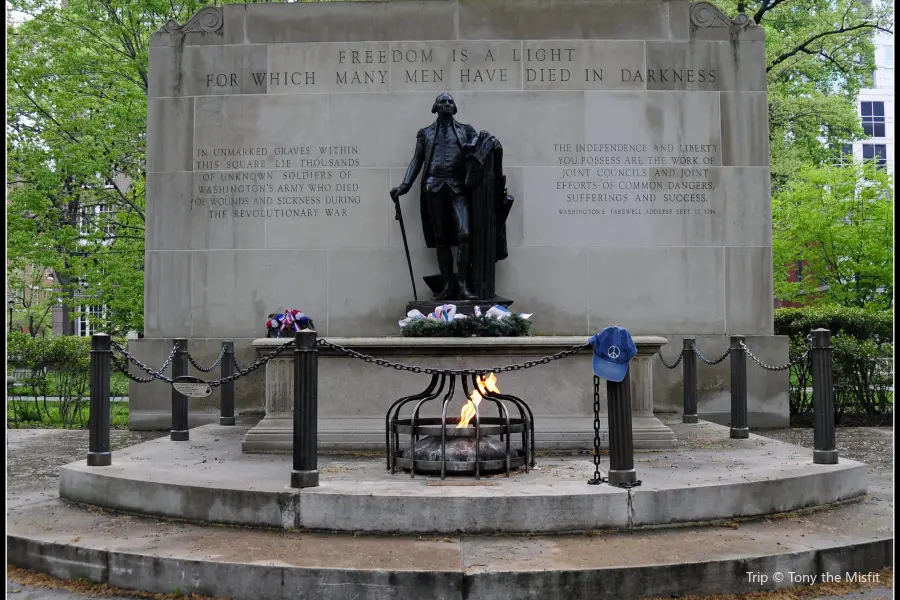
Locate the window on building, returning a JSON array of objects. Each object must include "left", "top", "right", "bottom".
[
  {"left": 861, "top": 102, "right": 885, "bottom": 137},
  {"left": 76, "top": 304, "right": 105, "bottom": 337},
  {"left": 885, "top": 46, "right": 894, "bottom": 68},
  {"left": 77, "top": 204, "right": 115, "bottom": 237},
  {"left": 833, "top": 143, "right": 854, "bottom": 165},
  {"left": 862, "top": 144, "right": 887, "bottom": 169}
]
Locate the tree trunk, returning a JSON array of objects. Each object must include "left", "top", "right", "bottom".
[{"left": 54, "top": 270, "right": 77, "bottom": 336}]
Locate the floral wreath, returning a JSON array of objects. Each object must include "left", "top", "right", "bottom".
[
  {"left": 266, "top": 309, "right": 315, "bottom": 338},
  {"left": 399, "top": 304, "right": 531, "bottom": 328}
]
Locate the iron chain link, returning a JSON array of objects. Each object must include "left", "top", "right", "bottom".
[
  {"left": 110, "top": 342, "right": 176, "bottom": 384},
  {"left": 186, "top": 346, "right": 227, "bottom": 373},
  {"left": 658, "top": 349, "right": 684, "bottom": 370},
  {"left": 206, "top": 340, "right": 294, "bottom": 389},
  {"left": 588, "top": 375, "right": 604, "bottom": 485},
  {"left": 111, "top": 355, "right": 160, "bottom": 384},
  {"left": 110, "top": 340, "right": 292, "bottom": 388},
  {"left": 615, "top": 479, "right": 644, "bottom": 489},
  {"left": 316, "top": 339, "right": 589, "bottom": 376},
  {"left": 692, "top": 342, "right": 731, "bottom": 365},
  {"left": 741, "top": 340, "right": 810, "bottom": 372},
  {"left": 157, "top": 344, "right": 177, "bottom": 375}
]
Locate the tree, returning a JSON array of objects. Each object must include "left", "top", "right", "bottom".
[
  {"left": 6, "top": 0, "right": 210, "bottom": 334},
  {"left": 712, "top": 0, "right": 893, "bottom": 188},
  {"left": 772, "top": 161, "right": 893, "bottom": 309},
  {"left": 6, "top": 263, "right": 56, "bottom": 338}
]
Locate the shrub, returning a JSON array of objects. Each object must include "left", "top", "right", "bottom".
[
  {"left": 774, "top": 305, "right": 893, "bottom": 425},
  {"left": 7, "top": 332, "right": 128, "bottom": 429}
]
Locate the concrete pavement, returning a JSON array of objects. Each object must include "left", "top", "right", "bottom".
[{"left": 6, "top": 424, "right": 893, "bottom": 600}]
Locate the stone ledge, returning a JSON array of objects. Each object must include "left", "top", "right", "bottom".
[
  {"left": 57, "top": 422, "right": 867, "bottom": 535},
  {"left": 242, "top": 415, "right": 677, "bottom": 452},
  {"left": 254, "top": 335, "right": 669, "bottom": 356},
  {"left": 7, "top": 510, "right": 891, "bottom": 600}
]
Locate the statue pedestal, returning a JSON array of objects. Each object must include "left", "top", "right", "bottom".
[{"left": 406, "top": 297, "right": 513, "bottom": 317}]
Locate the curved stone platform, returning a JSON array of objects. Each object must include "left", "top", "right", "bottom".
[
  {"left": 58, "top": 419, "right": 867, "bottom": 534},
  {"left": 9, "top": 479, "right": 893, "bottom": 600}
]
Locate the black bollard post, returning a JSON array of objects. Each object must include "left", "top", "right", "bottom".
[
  {"left": 811, "top": 329, "right": 839, "bottom": 464},
  {"left": 291, "top": 330, "right": 319, "bottom": 488},
  {"left": 606, "top": 370, "right": 637, "bottom": 486},
  {"left": 682, "top": 337, "right": 698, "bottom": 424},
  {"left": 87, "top": 333, "right": 112, "bottom": 466},
  {"left": 729, "top": 335, "right": 749, "bottom": 439},
  {"left": 220, "top": 341, "right": 236, "bottom": 426},
  {"left": 170, "top": 338, "right": 189, "bottom": 441}
]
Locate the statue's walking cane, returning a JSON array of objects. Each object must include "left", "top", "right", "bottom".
[{"left": 393, "top": 195, "right": 418, "bottom": 301}]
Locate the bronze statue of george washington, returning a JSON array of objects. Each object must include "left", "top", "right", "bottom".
[{"left": 390, "top": 92, "right": 513, "bottom": 304}]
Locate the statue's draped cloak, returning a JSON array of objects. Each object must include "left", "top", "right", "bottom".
[{"left": 463, "top": 131, "right": 513, "bottom": 299}]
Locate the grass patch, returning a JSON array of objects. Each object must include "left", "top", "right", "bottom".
[
  {"left": 7, "top": 370, "right": 130, "bottom": 397},
  {"left": 7, "top": 399, "right": 129, "bottom": 429}
]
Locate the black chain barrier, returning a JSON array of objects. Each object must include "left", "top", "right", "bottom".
[
  {"left": 110, "top": 340, "right": 293, "bottom": 388},
  {"left": 207, "top": 340, "right": 294, "bottom": 389},
  {"left": 658, "top": 349, "right": 684, "bottom": 370},
  {"left": 316, "top": 339, "right": 590, "bottom": 376},
  {"left": 615, "top": 477, "right": 644, "bottom": 488},
  {"left": 587, "top": 375, "right": 606, "bottom": 485},
  {"left": 684, "top": 337, "right": 812, "bottom": 372},
  {"left": 111, "top": 355, "right": 161, "bottom": 384},
  {"left": 186, "top": 346, "right": 227, "bottom": 373},
  {"left": 110, "top": 342, "right": 178, "bottom": 384},
  {"left": 741, "top": 340, "right": 811, "bottom": 372},
  {"left": 692, "top": 342, "right": 731, "bottom": 365}
]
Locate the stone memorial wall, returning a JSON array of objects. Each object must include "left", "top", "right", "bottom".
[{"left": 132, "top": 0, "right": 789, "bottom": 430}]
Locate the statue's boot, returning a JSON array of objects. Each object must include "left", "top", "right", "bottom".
[
  {"left": 455, "top": 244, "right": 478, "bottom": 301},
  {"left": 433, "top": 246, "right": 456, "bottom": 301}
]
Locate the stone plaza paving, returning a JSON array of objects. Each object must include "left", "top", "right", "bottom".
[{"left": 6, "top": 417, "right": 893, "bottom": 600}]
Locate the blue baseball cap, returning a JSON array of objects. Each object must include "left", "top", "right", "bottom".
[{"left": 589, "top": 326, "right": 637, "bottom": 382}]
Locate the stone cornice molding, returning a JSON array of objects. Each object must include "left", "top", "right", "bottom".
[
  {"left": 690, "top": 1, "right": 758, "bottom": 29},
  {"left": 158, "top": 6, "right": 223, "bottom": 36}
]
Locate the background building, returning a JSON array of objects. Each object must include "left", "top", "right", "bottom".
[{"left": 848, "top": 10, "right": 894, "bottom": 171}]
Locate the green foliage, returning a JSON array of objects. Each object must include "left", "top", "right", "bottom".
[
  {"left": 774, "top": 305, "right": 892, "bottom": 339},
  {"left": 7, "top": 331, "right": 130, "bottom": 428},
  {"left": 401, "top": 315, "right": 533, "bottom": 338},
  {"left": 6, "top": 0, "right": 219, "bottom": 334},
  {"left": 7, "top": 330, "right": 91, "bottom": 371},
  {"left": 7, "top": 400, "right": 130, "bottom": 430},
  {"left": 711, "top": 1, "right": 892, "bottom": 188},
  {"left": 772, "top": 162, "right": 894, "bottom": 309},
  {"left": 774, "top": 306, "right": 893, "bottom": 424}
]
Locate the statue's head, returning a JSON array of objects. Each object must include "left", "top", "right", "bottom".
[{"left": 431, "top": 92, "right": 457, "bottom": 117}]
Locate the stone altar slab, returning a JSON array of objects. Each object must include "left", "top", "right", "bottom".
[{"left": 242, "top": 336, "right": 676, "bottom": 452}]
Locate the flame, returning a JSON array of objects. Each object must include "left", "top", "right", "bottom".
[{"left": 457, "top": 373, "right": 499, "bottom": 428}]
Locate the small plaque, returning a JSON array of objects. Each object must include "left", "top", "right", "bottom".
[{"left": 173, "top": 376, "right": 212, "bottom": 398}]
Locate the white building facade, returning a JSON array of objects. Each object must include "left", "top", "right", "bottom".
[{"left": 848, "top": 19, "right": 894, "bottom": 171}]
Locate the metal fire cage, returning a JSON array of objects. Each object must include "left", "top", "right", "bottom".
[{"left": 385, "top": 373, "right": 535, "bottom": 479}]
